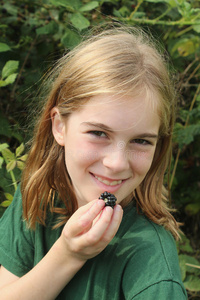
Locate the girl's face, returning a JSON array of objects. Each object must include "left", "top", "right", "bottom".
[{"left": 53, "top": 94, "right": 160, "bottom": 207}]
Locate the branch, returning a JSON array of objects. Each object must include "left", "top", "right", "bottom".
[
  {"left": 129, "top": 0, "right": 144, "bottom": 20},
  {"left": 126, "top": 17, "right": 200, "bottom": 27},
  {"left": 186, "top": 263, "right": 200, "bottom": 270}
]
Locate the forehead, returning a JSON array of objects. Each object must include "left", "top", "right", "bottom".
[{"left": 68, "top": 93, "right": 160, "bottom": 133}]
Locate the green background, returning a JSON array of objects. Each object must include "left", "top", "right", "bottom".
[{"left": 0, "top": 0, "right": 200, "bottom": 297}]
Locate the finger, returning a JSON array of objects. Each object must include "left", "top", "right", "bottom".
[
  {"left": 82, "top": 205, "right": 114, "bottom": 245},
  {"left": 77, "top": 200, "right": 106, "bottom": 234},
  {"left": 65, "top": 200, "right": 105, "bottom": 237},
  {"left": 83, "top": 205, "right": 123, "bottom": 254},
  {"left": 101, "top": 204, "right": 123, "bottom": 241}
]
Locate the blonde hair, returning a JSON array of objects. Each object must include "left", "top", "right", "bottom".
[{"left": 21, "top": 26, "right": 180, "bottom": 239}]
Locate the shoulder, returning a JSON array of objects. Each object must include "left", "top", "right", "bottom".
[
  {"left": 119, "top": 202, "right": 175, "bottom": 248},
  {"left": 118, "top": 203, "right": 187, "bottom": 299},
  {"left": 119, "top": 204, "right": 179, "bottom": 272},
  {"left": 0, "top": 186, "right": 62, "bottom": 277},
  {"left": 0, "top": 185, "right": 35, "bottom": 276}
]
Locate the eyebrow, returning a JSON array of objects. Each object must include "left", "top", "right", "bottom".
[
  {"left": 81, "top": 122, "right": 114, "bottom": 132},
  {"left": 81, "top": 122, "right": 159, "bottom": 139},
  {"left": 134, "top": 133, "right": 159, "bottom": 139}
]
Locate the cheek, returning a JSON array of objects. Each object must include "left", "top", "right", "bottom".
[
  {"left": 64, "top": 141, "right": 100, "bottom": 168},
  {"left": 129, "top": 150, "right": 155, "bottom": 174}
]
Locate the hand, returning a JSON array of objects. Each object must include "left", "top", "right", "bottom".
[{"left": 61, "top": 199, "right": 123, "bottom": 262}]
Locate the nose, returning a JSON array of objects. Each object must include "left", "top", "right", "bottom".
[{"left": 102, "top": 146, "right": 130, "bottom": 172}]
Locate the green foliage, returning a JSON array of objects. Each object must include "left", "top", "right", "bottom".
[
  {"left": 0, "top": 60, "right": 19, "bottom": 87},
  {"left": 0, "top": 42, "right": 11, "bottom": 52},
  {"left": 0, "top": 0, "right": 200, "bottom": 297},
  {"left": 177, "top": 235, "right": 200, "bottom": 295},
  {"left": 0, "top": 142, "right": 27, "bottom": 207}
]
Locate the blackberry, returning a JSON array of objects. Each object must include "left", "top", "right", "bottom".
[{"left": 99, "top": 191, "right": 117, "bottom": 208}]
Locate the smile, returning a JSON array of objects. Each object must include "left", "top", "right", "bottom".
[{"left": 94, "top": 175, "right": 122, "bottom": 186}]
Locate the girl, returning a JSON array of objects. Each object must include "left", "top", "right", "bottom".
[{"left": 0, "top": 27, "right": 187, "bottom": 299}]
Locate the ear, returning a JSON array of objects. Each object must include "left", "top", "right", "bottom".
[{"left": 51, "top": 107, "right": 65, "bottom": 146}]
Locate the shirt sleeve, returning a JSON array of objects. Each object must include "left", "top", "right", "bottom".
[
  {"left": 131, "top": 280, "right": 187, "bottom": 300},
  {"left": 0, "top": 185, "right": 35, "bottom": 277}
]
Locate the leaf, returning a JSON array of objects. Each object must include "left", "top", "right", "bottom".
[
  {"left": 174, "top": 124, "right": 200, "bottom": 149},
  {"left": 177, "top": 234, "right": 193, "bottom": 254},
  {"left": 184, "top": 275, "right": 200, "bottom": 292},
  {"left": 50, "top": 0, "right": 70, "bottom": 6},
  {"left": 3, "top": 3, "right": 18, "bottom": 16},
  {"left": 0, "top": 156, "right": 4, "bottom": 168},
  {"left": 50, "top": 0, "right": 81, "bottom": 10},
  {"left": 178, "top": 41, "right": 196, "bottom": 57},
  {"left": 1, "top": 200, "right": 12, "bottom": 207},
  {"left": 36, "top": 21, "right": 59, "bottom": 36},
  {"left": 0, "top": 80, "right": 8, "bottom": 87},
  {"left": 114, "top": 6, "right": 131, "bottom": 17},
  {"left": 196, "top": 94, "right": 200, "bottom": 103},
  {"left": 144, "top": 0, "right": 166, "bottom": 2},
  {"left": 19, "top": 154, "right": 28, "bottom": 162},
  {"left": 70, "top": 13, "right": 90, "bottom": 31},
  {"left": 193, "top": 23, "right": 200, "bottom": 33},
  {"left": 171, "top": 38, "right": 200, "bottom": 57},
  {"left": 0, "top": 25, "right": 8, "bottom": 29},
  {"left": 0, "top": 114, "right": 12, "bottom": 138},
  {"left": 0, "top": 167, "right": 15, "bottom": 195},
  {"left": 1, "top": 148, "right": 15, "bottom": 162},
  {"left": 2, "top": 73, "right": 18, "bottom": 86},
  {"left": 185, "top": 202, "right": 200, "bottom": 216},
  {"left": 168, "top": 0, "right": 177, "bottom": 7},
  {"left": 16, "top": 143, "right": 25, "bottom": 157},
  {"left": 6, "top": 160, "right": 17, "bottom": 172},
  {"left": 61, "top": 29, "right": 81, "bottom": 49},
  {"left": 2, "top": 60, "right": 19, "bottom": 79},
  {"left": 0, "top": 143, "right": 9, "bottom": 152},
  {"left": 79, "top": 1, "right": 99, "bottom": 12},
  {"left": 0, "top": 43, "right": 11, "bottom": 52},
  {"left": 16, "top": 160, "right": 25, "bottom": 170},
  {"left": 4, "top": 193, "right": 13, "bottom": 201},
  {"left": 177, "top": 2, "right": 191, "bottom": 18},
  {"left": 178, "top": 255, "right": 187, "bottom": 281}
]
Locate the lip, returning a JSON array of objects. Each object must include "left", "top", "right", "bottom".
[
  {"left": 92, "top": 173, "right": 125, "bottom": 182},
  {"left": 90, "top": 172, "right": 127, "bottom": 193}
]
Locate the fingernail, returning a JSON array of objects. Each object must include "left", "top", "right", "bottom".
[
  {"left": 105, "top": 206, "right": 113, "bottom": 212},
  {"left": 115, "top": 205, "right": 122, "bottom": 211},
  {"left": 97, "top": 199, "right": 104, "bottom": 207}
]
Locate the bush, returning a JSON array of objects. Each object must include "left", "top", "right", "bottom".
[{"left": 0, "top": 0, "right": 200, "bottom": 297}]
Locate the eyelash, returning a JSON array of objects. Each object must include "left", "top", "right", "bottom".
[
  {"left": 88, "top": 131, "right": 152, "bottom": 145},
  {"left": 132, "top": 139, "right": 152, "bottom": 145},
  {"left": 88, "top": 130, "right": 107, "bottom": 137}
]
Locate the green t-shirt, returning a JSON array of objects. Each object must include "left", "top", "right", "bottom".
[{"left": 0, "top": 186, "right": 187, "bottom": 299}]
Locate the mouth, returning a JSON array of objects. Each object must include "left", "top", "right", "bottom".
[{"left": 90, "top": 173, "right": 125, "bottom": 187}]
